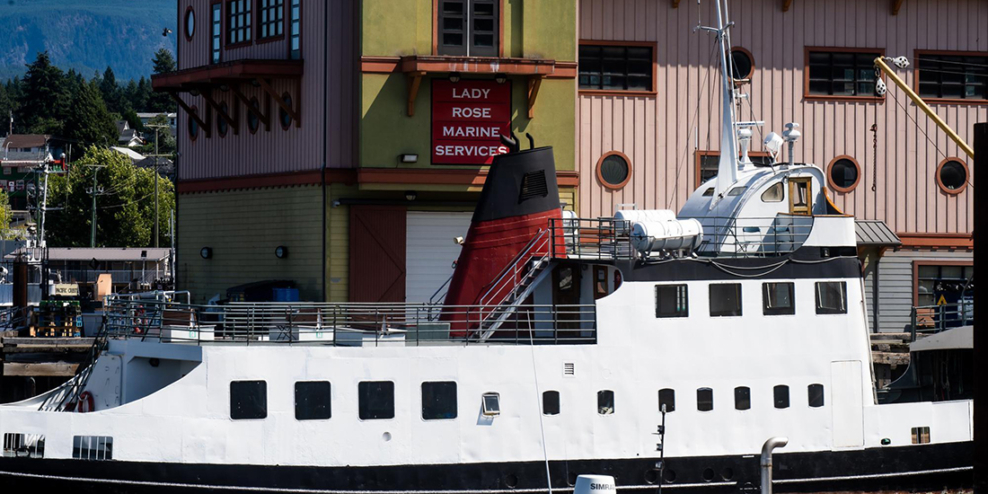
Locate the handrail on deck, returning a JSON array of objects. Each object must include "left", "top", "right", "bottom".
[{"left": 909, "top": 302, "right": 974, "bottom": 342}]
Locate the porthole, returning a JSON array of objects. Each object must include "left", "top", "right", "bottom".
[
  {"left": 504, "top": 473, "right": 518, "bottom": 488},
  {"left": 936, "top": 158, "right": 968, "bottom": 194},
  {"left": 721, "top": 467, "right": 734, "bottom": 481},
  {"left": 827, "top": 155, "right": 860, "bottom": 193},
  {"left": 731, "top": 47, "right": 754, "bottom": 81},
  {"left": 644, "top": 469, "right": 659, "bottom": 484},
  {"left": 248, "top": 97, "right": 261, "bottom": 134},
  {"left": 188, "top": 106, "right": 200, "bottom": 142},
  {"left": 702, "top": 468, "right": 715, "bottom": 482},
  {"left": 596, "top": 151, "right": 632, "bottom": 190},
  {"left": 217, "top": 102, "right": 229, "bottom": 137},
  {"left": 280, "top": 92, "right": 294, "bottom": 129},
  {"left": 662, "top": 468, "right": 677, "bottom": 483},
  {"left": 185, "top": 7, "right": 195, "bottom": 40}
]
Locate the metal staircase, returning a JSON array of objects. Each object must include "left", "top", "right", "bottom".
[
  {"left": 473, "top": 229, "right": 554, "bottom": 341},
  {"left": 37, "top": 316, "right": 110, "bottom": 412}
]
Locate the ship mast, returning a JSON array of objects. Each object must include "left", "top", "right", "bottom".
[{"left": 699, "top": 0, "right": 741, "bottom": 205}]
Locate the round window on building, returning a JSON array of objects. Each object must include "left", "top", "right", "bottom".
[
  {"left": 188, "top": 106, "right": 200, "bottom": 141},
  {"left": 185, "top": 7, "right": 195, "bottom": 40},
  {"left": 596, "top": 152, "right": 632, "bottom": 190},
  {"left": 937, "top": 158, "right": 968, "bottom": 194},
  {"left": 248, "top": 97, "right": 261, "bottom": 133},
  {"left": 217, "top": 102, "right": 229, "bottom": 137},
  {"left": 730, "top": 47, "right": 754, "bottom": 81},
  {"left": 280, "top": 93, "right": 293, "bottom": 129},
  {"left": 828, "top": 155, "right": 860, "bottom": 193}
]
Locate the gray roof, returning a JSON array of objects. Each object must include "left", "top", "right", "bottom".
[
  {"left": 5, "top": 247, "right": 170, "bottom": 262},
  {"left": 855, "top": 219, "right": 902, "bottom": 247}
]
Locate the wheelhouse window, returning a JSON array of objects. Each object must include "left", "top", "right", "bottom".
[
  {"left": 422, "top": 381, "right": 458, "bottom": 420},
  {"left": 72, "top": 436, "right": 112, "bottom": 460},
  {"left": 211, "top": 3, "right": 222, "bottom": 63},
  {"left": 231, "top": 380, "right": 267, "bottom": 419},
  {"left": 226, "top": 0, "right": 252, "bottom": 46},
  {"left": 734, "top": 386, "right": 751, "bottom": 410},
  {"left": 815, "top": 281, "right": 847, "bottom": 314},
  {"left": 437, "top": 0, "right": 498, "bottom": 57},
  {"left": 696, "top": 387, "right": 713, "bottom": 412},
  {"left": 773, "top": 385, "right": 790, "bottom": 409},
  {"left": 358, "top": 381, "right": 395, "bottom": 420},
  {"left": 763, "top": 282, "right": 795, "bottom": 316},
  {"left": 295, "top": 381, "right": 331, "bottom": 420},
  {"left": 579, "top": 44, "right": 653, "bottom": 92},
  {"left": 289, "top": 0, "right": 301, "bottom": 59},
  {"left": 655, "top": 284, "right": 689, "bottom": 318},
  {"left": 709, "top": 284, "right": 742, "bottom": 317},
  {"left": 917, "top": 53, "right": 987, "bottom": 100},
  {"left": 258, "top": 0, "right": 285, "bottom": 40},
  {"left": 807, "top": 49, "right": 881, "bottom": 98},
  {"left": 542, "top": 390, "right": 560, "bottom": 416},
  {"left": 808, "top": 384, "right": 825, "bottom": 408},
  {"left": 658, "top": 388, "right": 675, "bottom": 413},
  {"left": 597, "top": 390, "right": 615, "bottom": 415}
]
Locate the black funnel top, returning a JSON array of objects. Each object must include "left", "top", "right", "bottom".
[{"left": 473, "top": 147, "right": 561, "bottom": 223}]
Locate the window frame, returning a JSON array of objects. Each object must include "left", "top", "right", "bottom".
[
  {"left": 730, "top": 46, "right": 755, "bottom": 81},
  {"left": 655, "top": 283, "right": 689, "bottom": 318},
  {"left": 814, "top": 281, "right": 847, "bottom": 315},
  {"left": 658, "top": 388, "right": 675, "bottom": 413},
  {"left": 294, "top": 381, "right": 332, "bottom": 421},
  {"left": 217, "top": 101, "right": 230, "bottom": 137},
  {"left": 709, "top": 283, "right": 743, "bottom": 317},
  {"left": 596, "top": 151, "right": 633, "bottom": 190},
  {"left": 358, "top": 381, "right": 396, "bottom": 420},
  {"left": 435, "top": 0, "right": 502, "bottom": 57},
  {"left": 773, "top": 384, "right": 790, "bottom": 409},
  {"left": 230, "top": 380, "right": 268, "bottom": 420},
  {"left": 914, "top": 49, "right": 988, "bottom": 105},
  {"left": 734, "top": 386, "right": 751, "bottom": 411},
  {"left": 247, "top": 96, "right": 261, "bottom": 134},
  {"left": 188, "top": 105, "right": 201, "bottom": 142},
  {"left": 696, "top": 387, "right": 714, "bottom": 412},
  {"left": 578, "top": 40, "right": 657, "bottom": 96},
  {"left": 807, "top": 383, "right": 825, "bottom": 408},
  {"left": 184, "top": 6, "right": 196, "bottom": 41},
  {"left": 762, "top": 282, "right": 795, "bottom": 316},
  {"left": 289, "top": 0, "right": 302, "bottom": 59},
  {"left": 224, "top": 0, "right": 254, "bottom": 49},
  {"left": 210, "top": 0, "right": 223, "bottom": 64},
  {"left": 279, "top": 92, "right": 294, "bottom": 130},
  {"left": 256, "top": 0, "right": 286, "bottom": 43},
  {"left": 935, "top": 157, "right": 969, "bottom": 195},
  {"left": 827, "top": 155, "right": 862, "bottom": 193},
  {"left": 421, "top": 381, "right": 458, "bottom": 421},
  {"left": 542, "top": 390, "right": 560, "bottom": 416},
  {"left": 804, "top": 46, "right": 886, "bottom": 103},
  {"left": 597, "top": 390, "right": 615, "bottom": 415},
  {"left": 911, "top": 260, "right": 974, "bottom": 307}
]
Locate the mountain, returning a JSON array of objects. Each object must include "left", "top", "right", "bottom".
[{"left": 0, "top": 0, "right": 177, "bottom": 82}]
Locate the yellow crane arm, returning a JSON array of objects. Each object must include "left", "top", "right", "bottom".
[{"left": 874, "top": 57, "right": 975, "bottom": 158}]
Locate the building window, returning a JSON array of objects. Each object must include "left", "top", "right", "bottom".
[
  {"left": 259, "top": 0, "right": 285, "bottom": 40},
  {"left": 917, "top": 52, "right": 987, "bottom": 101},
  {"left": 696, "top": 151, "right": 774, "bottom": 188},
  {"left": 226, "top": 0, "right": 252, "bottom": 46},
  {"left": 231, "top": 380, "right": 267, "bottom": 419},
  {"left": 936, "top": 158, "right": 969, "bottom": 194},
  {"left": 763, "top": 282, "right": 795, "bottom": 316},
  {"left": 734, "top": 386, "right": 751, "bottom": 410},
  {"left": 542, "top": 390, "right": 560, "bottom": 416},
  {"left": 248, "top": 97, "right": 261, "bottom": 133},
  {"left": 211, "top": 3, "right": 222, "bottom": 63},
  {"left": 916, "top": 263, "right": 973, "bottom": 308},
  {"left": 655, "top": 284, "right": 689, "bottom": 318},
  {"left": 807, "top": 49, "right": 881, "bottom": 98},
  {"left": 773, "top": 385, "right": 790, "bottom": 409},
  {"left": 828, "top": 156, "right": 861, "bottom": 193},
  {"left": 808, "top": 384, "right": 825, "bottom": 408},
  {"left": 3, "top": 433, "right": 44, "bottom": 458},
  {"left": 696, "top": 387, "right": 713, "bottom": 412},
  {"left": 185, "top": 7, "right": 196, "bottom": 41},
  {"left": 731, "top": 47, "right": 754, "bottom": 81},
  {"left": 280, "top": 93, "right": 294, "bottom": 129},
  {"left": 188, "top": 106, "right": 200, "bottom": 141},
  {"left": 289, "top": 0, "right": 301, "bottom": 59},
  {"left": 709, "top": 283, "right": 742, "bottom": 317},
  {"left": 815, "top": 281, "right": 847, "bottom": 315},
  {"left": 579, "top": 44, "right": 654, "bottom": 92},
  {"left": 217, "top": 101, "right": 230, "bottom": 137},
  {"left": 422, "top": 381, "right": 458, "bottom": 420},
  {"left": 437, "top": 0, "right": 498, "bottom": 57},
  {"left": 295, "top": 381, "right": 331, "bottom": 420},
  {"left": 596, "top": 152, "right": 632, "bottom": 189},
  {"left": 597, "top": 390, "right": 615, "bottom": 415},
  {"left": 359, "top": 381, "right": 395, "bottom": 420},
  {"left": 658, "top": 388, "right": 675, "bottom": 413},
  {"left": 72, "top": 436, "right": 113, "bottom": 460}
]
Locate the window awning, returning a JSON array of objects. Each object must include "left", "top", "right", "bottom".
[{"left": 855, "top": 219, "right": 902, "bottom": 248}]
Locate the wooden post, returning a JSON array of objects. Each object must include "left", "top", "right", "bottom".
[{"left": 974, "top": 121, "right": 986, "bottom": 494}]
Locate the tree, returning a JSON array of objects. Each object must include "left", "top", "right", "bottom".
[
  {"left": 100, "top": 66, "right": 121, "bottom": 114},
  {"left": 0, "top": 190, "right": 20, "bottom": 240},
  {"left": 134, "top": 76, "right": 152, "bottom": 111},
  {"left": 63, "top": 81, "right": 118, "bottom": 151},
  {"left": 18, "top": 52, "right": 69, "bottom": 134},
  {"left": 47, "top": 146, "right": 175, "bottom": 248},
  {"left": 0, "top": 84, "right": 12, "bottom": 136},
  {"left": 122, "top": 107, "right": 144, "bottom": 133},
  {"left": 152, "top": 48, "right": 176, "bottom": 74},
  {"left": 148, "top": 49, "right": 177, "bottom": 113}
]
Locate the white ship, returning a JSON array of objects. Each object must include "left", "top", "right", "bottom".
[{"left": 0, "top": 1, "right": 972, "bottom": 492}]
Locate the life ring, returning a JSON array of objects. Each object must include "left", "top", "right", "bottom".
[{"left": 77, "top": 391, "right": 95, "bottom": 413}]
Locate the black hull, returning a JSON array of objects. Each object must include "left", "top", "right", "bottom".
[{"left": 0, "top": 441, "right": 972, "bottom": 493}]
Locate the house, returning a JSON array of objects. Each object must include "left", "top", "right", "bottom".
[
  {"left": 0, "top": 134, "right": 64, "bottom": 210},
  {"left": 110, "top": 146, "right": 146, "bottom": 162},
  {"left": 3, "top": 247, "right": 172, "bottom": 295},
  {"left": 115, "top": 121, "right": 144, "bottom": 148}
]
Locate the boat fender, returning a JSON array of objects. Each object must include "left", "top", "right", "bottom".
[{"left": 77, "top": 391, "right": 95, "bottom": 413}]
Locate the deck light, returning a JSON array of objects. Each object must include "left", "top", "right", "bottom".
[
  {"left": 399, "top": 154, "right": 418, "bottom": 163},
  {"left": 405, "top": 191, "right": 417, "bottom": 201},
  {"left": 449, "top": 72, "right": 461, "bottom": 83},
  {"left": 200, "top": 247, "right": 212, "bottom": 259},
  {"left": 495, "top": 73, "right": 507, "bottom": 84}
]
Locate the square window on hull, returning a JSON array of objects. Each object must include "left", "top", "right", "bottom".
[
  {"left": 231, "top": 381, "right": 267, "bottom": 420},
  {"left": 295, "top": 381, "right": 331, "bottom": 420},
  {"left": 359, "top": 381, "right": 395, "bottom": 420},
  {"left": 422, "top": 381, "right": 458, "bottom": 420}
]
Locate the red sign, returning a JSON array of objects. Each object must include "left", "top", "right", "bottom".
[{"left": 432, "top": 80, "right": 511, "bottom": 165}]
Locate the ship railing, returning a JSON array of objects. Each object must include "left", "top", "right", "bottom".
[
  {"left": 695, "top": 215, "right": 815, "bottom": 258},
  {"left": 909, "top": 302, "right": 975, "bottom": 341},
  {"left": 476, "top": 229, "right": 552, "bottom": 312},
  {"left": 547, "top": 217, "right": 635, "bottom": 260},
  {"left": 103, "top": 300, "right": 597, "bottom": 346}
]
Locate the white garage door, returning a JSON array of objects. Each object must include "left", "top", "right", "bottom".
[{"left": 406, "top": 212, "right": 473, "bottom": 304}]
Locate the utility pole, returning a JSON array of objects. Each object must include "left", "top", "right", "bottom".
[
  {"left": 146, "top": 123, "right": 171, "bottom": 248},
  {"left": 86, "top": 165, "right": 107, "bottom": 247}
]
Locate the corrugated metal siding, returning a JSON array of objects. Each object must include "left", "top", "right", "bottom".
[
  {"left": 863, "top": 248, "right": 973, "bottom": 333},
  {"left": 578, "top": 0, "right": 984, "bottom": 235},
  {"left": 176, "top": 0, "right": 356, "bottom": 181},
  {"left": 178, "top": 186, "right": 324, "bottom": 303}
]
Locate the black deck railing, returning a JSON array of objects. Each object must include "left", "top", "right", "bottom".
[{"left": 909, "top": 302, "right": 975, "bottom": 341}]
